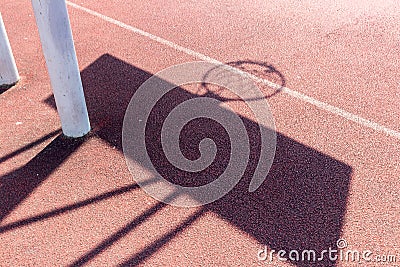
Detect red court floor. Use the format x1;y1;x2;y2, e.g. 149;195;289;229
0;1;399;266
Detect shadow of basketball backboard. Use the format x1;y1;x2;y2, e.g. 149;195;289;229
29;53;351;266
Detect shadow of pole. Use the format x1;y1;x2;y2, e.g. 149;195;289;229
0;183;140;234
68;191;179;267
0;129;62;164
118;209;205;267
0;134;87;222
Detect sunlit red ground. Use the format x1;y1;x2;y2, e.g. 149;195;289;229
0;1;399;266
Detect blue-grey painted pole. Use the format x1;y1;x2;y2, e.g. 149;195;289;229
0;13;19;87
32;0;90;137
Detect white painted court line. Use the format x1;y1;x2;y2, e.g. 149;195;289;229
66;1;400;140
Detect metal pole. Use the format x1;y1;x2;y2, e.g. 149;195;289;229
0;13;19;87
32;0;90;137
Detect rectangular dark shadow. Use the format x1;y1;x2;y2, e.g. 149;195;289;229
41;54;352;266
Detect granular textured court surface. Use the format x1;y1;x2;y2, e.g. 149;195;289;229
0;0;399;266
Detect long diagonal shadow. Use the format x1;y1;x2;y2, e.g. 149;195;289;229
0;129;61;164
0;134;87;222
0;183;140;233
2;54;351;267
68;191;179;267
118;209;205;267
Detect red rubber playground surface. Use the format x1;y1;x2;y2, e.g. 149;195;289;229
1;0;399;266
